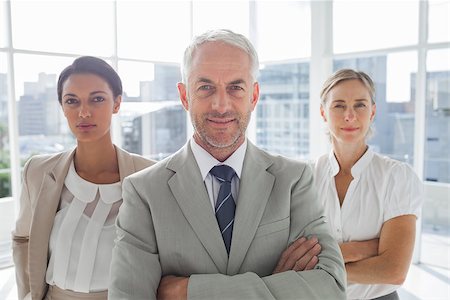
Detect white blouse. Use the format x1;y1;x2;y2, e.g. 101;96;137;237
314;147;423;300
46;161;122;293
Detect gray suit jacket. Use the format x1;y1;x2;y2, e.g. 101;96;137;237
12;146;155;300
109;142;346;299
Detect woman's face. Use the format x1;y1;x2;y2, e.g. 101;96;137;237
320;79;376;146
61;73;121;144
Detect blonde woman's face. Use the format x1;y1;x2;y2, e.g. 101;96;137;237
320;79;376;146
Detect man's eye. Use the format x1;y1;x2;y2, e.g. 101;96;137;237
198;85;214;91
229;85;244;91
355;103;367;108
334;104;345;109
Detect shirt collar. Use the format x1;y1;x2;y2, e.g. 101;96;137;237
64;161;122;204
190;138;247;181
328;146;374;178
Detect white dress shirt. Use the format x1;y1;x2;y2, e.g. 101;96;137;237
190;138;247;209
314;147;423;300
46;161;122;293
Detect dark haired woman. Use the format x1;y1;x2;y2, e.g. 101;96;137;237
12;56;155;300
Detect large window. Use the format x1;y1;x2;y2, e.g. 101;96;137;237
420;49;450;268
255;1;310;61
418;1;450;270
117;1;190;61
193;1;250;36
257;62;310;158
117;61;185;160
428;0;450;43
11;1;114;56
333;0;419;53
0;1;6;48
254;1;311;159
424;48;450;183
0;53;10;198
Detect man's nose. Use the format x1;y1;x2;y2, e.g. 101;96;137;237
211;88;230;114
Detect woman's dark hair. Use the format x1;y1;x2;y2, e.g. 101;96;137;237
57;56;122;104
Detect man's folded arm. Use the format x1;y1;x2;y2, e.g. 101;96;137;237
109;178;162;300
187;216;346;300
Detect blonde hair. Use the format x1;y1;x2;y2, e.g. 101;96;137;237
320;69;375;105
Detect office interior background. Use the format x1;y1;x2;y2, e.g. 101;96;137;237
0;0;449;299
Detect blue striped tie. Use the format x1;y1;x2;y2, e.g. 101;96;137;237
210;165;236;255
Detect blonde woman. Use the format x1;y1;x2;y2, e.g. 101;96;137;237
314;69;423;300
12;56;155;300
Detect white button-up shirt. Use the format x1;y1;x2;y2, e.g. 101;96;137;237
190;138;246;209
314;147;423;300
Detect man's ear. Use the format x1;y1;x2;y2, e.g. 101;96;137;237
250;82;260;111
178;82;189;111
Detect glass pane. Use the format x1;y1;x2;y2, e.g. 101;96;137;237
118;61;186;160
255;1;310;61
429;0;450;43
117;1;190;62
15;54;77;165
0;53;15;271
334;51;417;163
0;53;11;198
11;1;114;56
0;1;7;48
333;0;419;53
193;1;250;37
256;62;310;159
424;48;450;183
422;44;450;268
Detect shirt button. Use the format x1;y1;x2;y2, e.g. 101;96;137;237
337;228;341;232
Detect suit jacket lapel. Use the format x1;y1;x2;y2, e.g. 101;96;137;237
29;149;75;299
116;145;136;180
167;144;228;273
227;142;275;275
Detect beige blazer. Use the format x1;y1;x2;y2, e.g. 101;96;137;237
12;146;155;300
109;142;347;299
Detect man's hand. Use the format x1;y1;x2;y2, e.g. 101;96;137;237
157;275;189;300
273;236;321;274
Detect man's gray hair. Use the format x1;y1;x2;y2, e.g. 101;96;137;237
181;29;259;84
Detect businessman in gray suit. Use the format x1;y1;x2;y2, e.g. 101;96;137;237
109;29;346;299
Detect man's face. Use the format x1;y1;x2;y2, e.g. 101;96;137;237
178;41;259;155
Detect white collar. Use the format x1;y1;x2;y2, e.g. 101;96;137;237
328;146;374;178
190;138;247;181
64;161;122;204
